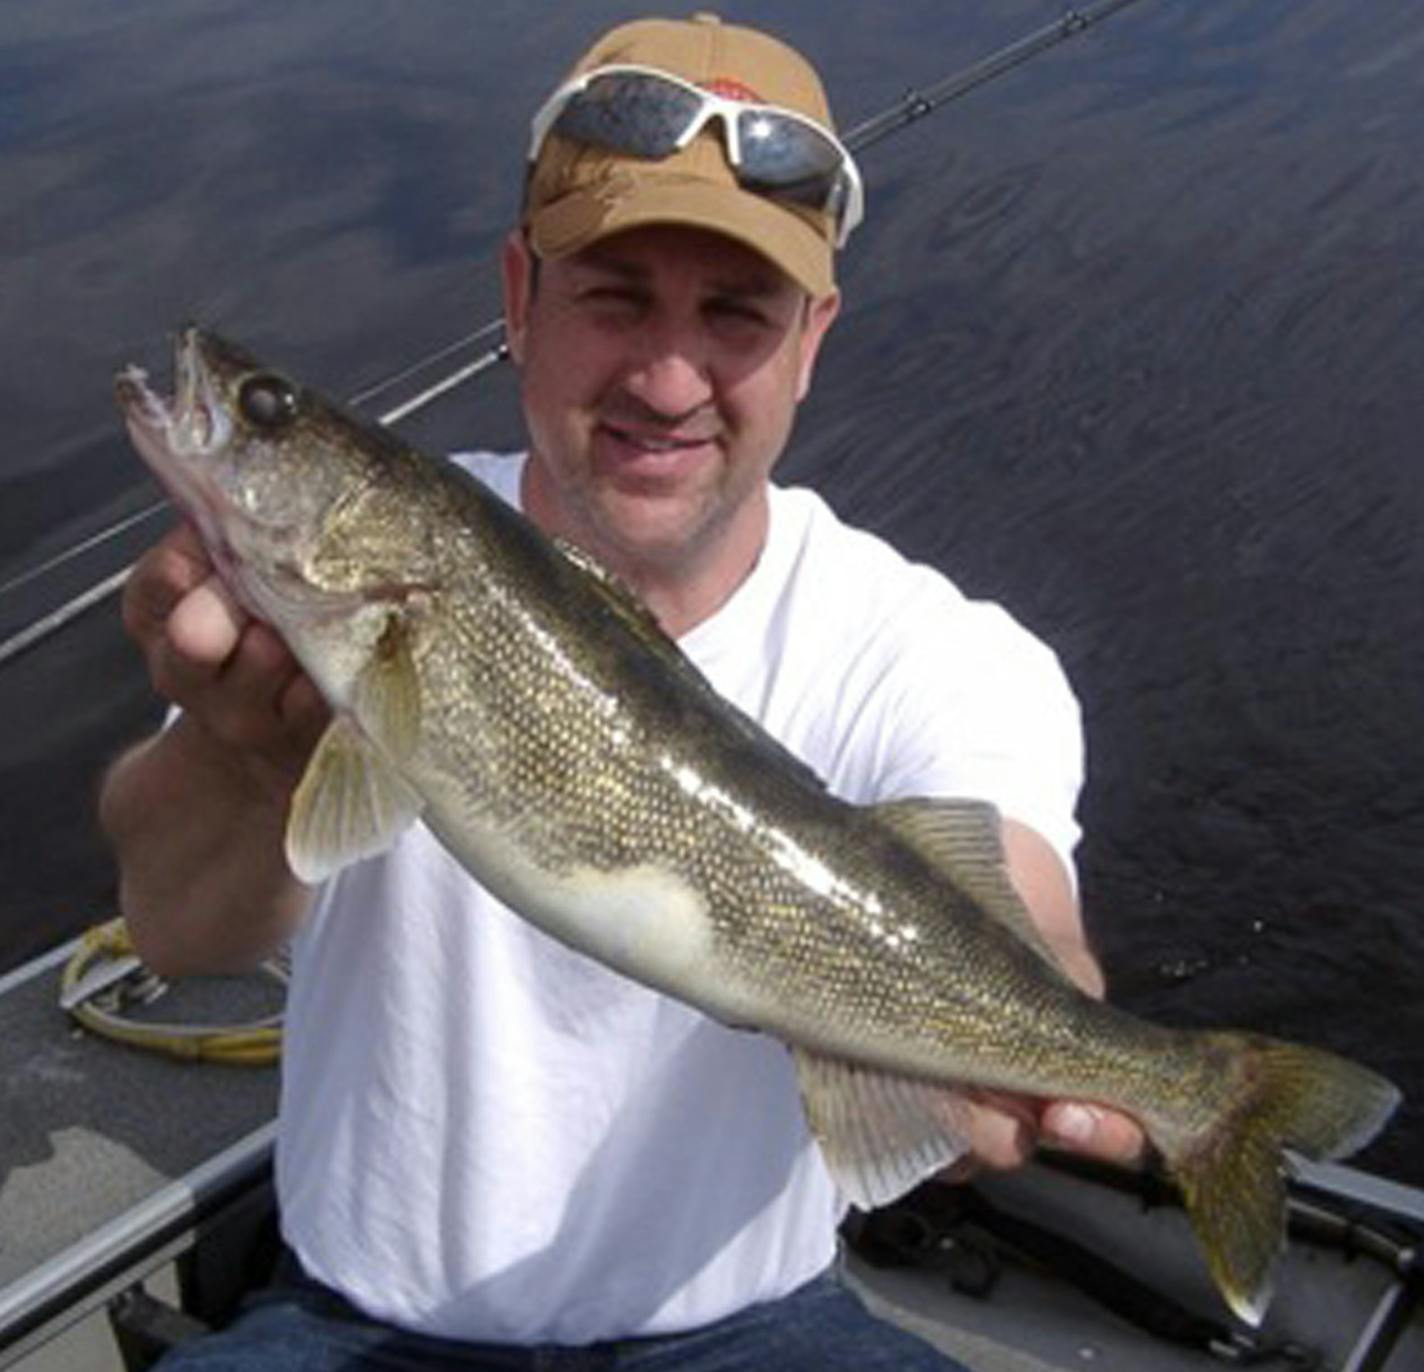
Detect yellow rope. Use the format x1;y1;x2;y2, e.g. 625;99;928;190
60;918;284;1066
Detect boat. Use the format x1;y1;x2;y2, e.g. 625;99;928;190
4;5;1419;1367
1;921;1419;1371
2;335;1419;1372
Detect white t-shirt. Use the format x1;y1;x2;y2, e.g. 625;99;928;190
277;452;1083;1344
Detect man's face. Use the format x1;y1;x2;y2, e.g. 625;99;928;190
503;224;839;584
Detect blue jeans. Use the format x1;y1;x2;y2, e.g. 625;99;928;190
153;1255;966;1371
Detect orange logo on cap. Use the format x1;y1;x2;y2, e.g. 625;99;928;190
701;76;762;103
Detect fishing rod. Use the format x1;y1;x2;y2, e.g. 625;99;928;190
0;349;510;673
843;0;1152;152
0;0;1152;669
352;0;1154;420
0;321;515;670
344;316;508;411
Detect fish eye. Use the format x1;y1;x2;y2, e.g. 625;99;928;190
238;372;300;429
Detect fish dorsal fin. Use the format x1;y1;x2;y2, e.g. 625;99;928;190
873;797;1069;980
554;537;681;662
554;536;828;796
793;1048;973;1208
285;615;425;883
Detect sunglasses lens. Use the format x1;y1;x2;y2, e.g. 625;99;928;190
735;110;848;214
554;72;702;159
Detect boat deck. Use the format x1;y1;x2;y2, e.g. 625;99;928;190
849;1160;1424;1371
1;940;1419;1371
0;943;279;1366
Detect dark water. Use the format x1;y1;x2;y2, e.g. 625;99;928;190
2;0;1422;1186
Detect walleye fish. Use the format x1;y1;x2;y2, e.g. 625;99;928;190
116;328;1399;1324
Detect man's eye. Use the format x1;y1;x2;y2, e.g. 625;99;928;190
581;287;644;309
709;301;770;328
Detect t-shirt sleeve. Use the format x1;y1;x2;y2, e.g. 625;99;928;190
868;593;1085;878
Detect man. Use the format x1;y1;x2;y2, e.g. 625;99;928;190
101;14;1141;1369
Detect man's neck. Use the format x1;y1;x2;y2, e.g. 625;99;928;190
520;459;767;639
623;556;751;639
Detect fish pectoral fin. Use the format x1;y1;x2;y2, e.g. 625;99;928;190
873;796;1071;981
285;716;424;883
353;612;422;761
793;1048;974;1210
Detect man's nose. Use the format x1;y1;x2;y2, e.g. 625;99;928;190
620;330;714;421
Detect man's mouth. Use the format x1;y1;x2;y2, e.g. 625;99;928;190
601;423;715;456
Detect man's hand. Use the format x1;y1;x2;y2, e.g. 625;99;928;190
100;522;327;976
1038;1100;1147;1165
940;1092;1146;1180
935;820;1149;1181
122;521;328;784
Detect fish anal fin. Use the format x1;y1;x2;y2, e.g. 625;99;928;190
286;716;424;883
793;1047;973;1209
874;797;1069;980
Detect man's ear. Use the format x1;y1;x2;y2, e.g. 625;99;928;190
795;290;841;402
502;231;535;365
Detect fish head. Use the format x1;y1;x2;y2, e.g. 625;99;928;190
115;326;454;719
116;329;356;605
114;327;421;628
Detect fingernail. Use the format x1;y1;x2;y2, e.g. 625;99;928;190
1046;1104;1097;1146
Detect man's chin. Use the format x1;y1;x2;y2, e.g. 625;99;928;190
588;486;712;560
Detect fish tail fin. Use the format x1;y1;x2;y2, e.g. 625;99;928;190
1157;1032;1399;1326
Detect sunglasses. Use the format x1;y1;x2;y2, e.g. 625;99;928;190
528;64;865;247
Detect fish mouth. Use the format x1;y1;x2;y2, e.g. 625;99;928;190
114;328;262;610
114;327;358;627
114;327;243;558
114;327;230;470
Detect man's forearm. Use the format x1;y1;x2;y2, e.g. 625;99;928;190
1000;818;1104;996
99;716;313;976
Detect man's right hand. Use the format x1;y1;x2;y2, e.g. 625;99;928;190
122;522;328;784
99;522;327;975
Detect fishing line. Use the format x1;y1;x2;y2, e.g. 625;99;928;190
0;0;1152;665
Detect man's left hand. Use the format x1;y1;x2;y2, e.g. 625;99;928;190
938;1092;1147;1183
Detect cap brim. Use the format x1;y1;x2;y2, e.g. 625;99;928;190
527;170;835;299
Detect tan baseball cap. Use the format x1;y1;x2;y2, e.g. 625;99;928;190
523;13;845;297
